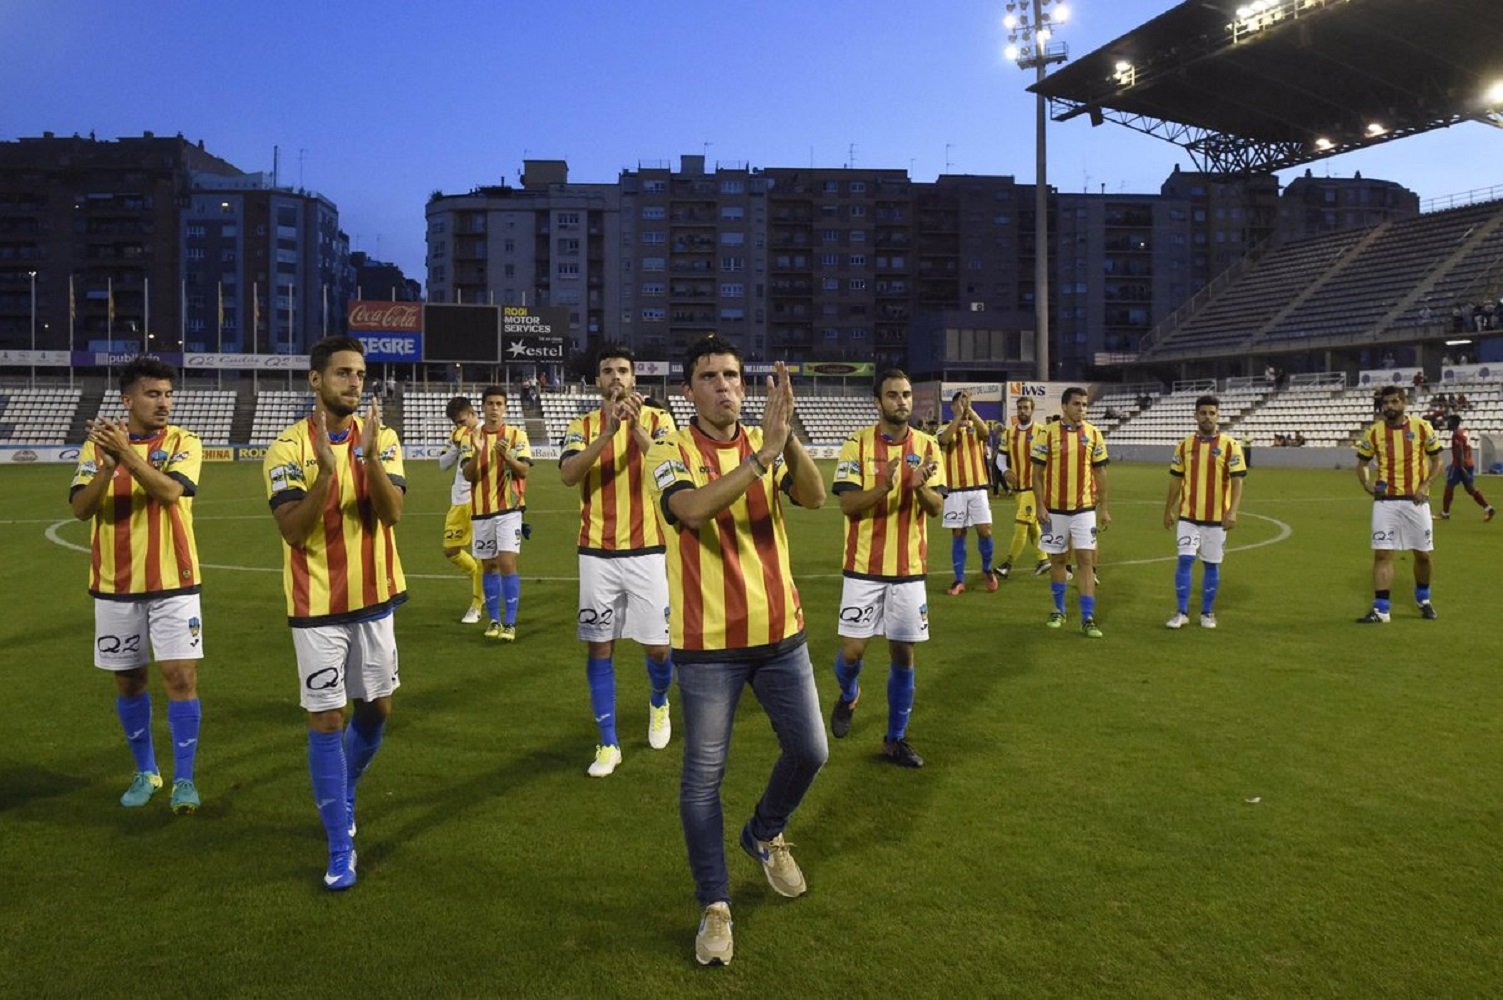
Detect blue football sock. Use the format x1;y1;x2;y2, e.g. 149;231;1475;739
1080;594;1096;620
1415;584;1431;605
1175;554;1195;615
586;657;617;746
951;535;966;583
307;730;351;853
501;573;521;626
483;571;501;622
978;535;995;573
343;715;386;807
116;693;157;774
166;698;201;782
886;665;916;742
1374;590;1391;614
1202;562;1221;614
1051;581;1067;613
834;652;863;703
646;654;672;709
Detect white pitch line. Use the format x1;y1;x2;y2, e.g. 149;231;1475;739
42;511;1294;582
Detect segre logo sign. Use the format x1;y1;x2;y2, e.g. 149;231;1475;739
356;333;422;361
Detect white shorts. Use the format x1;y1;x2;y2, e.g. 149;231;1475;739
1176;521;1227;564
1370;501;1434;552
472;511;523;558
836;577;930;643
291;614;401;713
577;552;671;646
942;489;992;529
94;593;205;670
1040;510;1097;554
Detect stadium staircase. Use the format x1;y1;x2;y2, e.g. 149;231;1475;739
383;389;404;441
519;392;548;450
67;380;106;443
229;383;257;444
1371;209;1503;337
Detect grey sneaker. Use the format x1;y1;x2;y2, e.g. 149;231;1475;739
695;902;734;966
740;824;807;898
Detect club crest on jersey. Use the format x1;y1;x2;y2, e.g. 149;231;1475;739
380;443;399;462
652;426;670;440
906;453;922;467
149;449;169;466
563;431;585;447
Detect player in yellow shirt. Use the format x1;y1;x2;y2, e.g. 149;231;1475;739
264;335;407;891
646;336;827;967
559;344;678;777
1354;384;1444;623
998;396;1049;579
938;390;998;594
1162;396;1246;630
69;356;206;814
1031;386;1111;638
438;396;485;623
462;386;532;640
828;369;944;768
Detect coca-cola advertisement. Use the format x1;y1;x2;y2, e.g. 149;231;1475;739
348;301;423;332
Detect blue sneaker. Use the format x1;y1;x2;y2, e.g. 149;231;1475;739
323;847;358;891
170;779;200;814
120;771;163;808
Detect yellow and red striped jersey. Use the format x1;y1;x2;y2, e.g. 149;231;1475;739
562;406;676;555
264;416;407;626
1169;432;1247;524
464;424;532;518
833;426;945;581
942;418;989;492
647;421;805;659
70;426;203;600
1030;420;1109;513
1004;418;1040;490
1355;415;1442;499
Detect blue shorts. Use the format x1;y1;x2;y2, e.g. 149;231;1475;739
1447;465;1475;488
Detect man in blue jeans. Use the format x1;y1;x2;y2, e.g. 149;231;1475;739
647;335;828;966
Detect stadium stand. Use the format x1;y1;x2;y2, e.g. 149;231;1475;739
797;395;875;446
1229;382;1377;448
1142;199;1503;358
1088;386;1160;436
93;390;237;444
1103;384;1269;446
0;386;83;444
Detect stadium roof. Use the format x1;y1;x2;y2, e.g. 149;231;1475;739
1032;0;1503;174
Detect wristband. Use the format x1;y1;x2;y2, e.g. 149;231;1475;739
748;453;768;476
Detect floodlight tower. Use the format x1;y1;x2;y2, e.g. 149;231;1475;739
1004;0;1069;380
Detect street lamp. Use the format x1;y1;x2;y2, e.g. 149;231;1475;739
28;270;37;386
1004;0;1069;380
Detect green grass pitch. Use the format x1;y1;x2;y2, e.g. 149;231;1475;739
1;458;1499;997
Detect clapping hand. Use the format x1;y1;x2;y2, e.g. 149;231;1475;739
361;399;383;458
86;417;129;467
761;361;795;456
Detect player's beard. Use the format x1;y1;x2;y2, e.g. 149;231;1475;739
320;386;358;419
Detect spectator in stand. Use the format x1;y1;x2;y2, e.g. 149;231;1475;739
1273;433;1285;448
1451;305;1464;333
1484;301;1497;330
1412;371;1427;391
1459;352;1470;366
1383;351;1398;368
1293;432;1306;447
1457;393;1470;411
1441;353;1454;367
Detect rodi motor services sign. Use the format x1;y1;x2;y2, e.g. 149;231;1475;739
501;305;567;362
348;301;423;361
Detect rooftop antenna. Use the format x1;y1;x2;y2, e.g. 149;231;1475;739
945;143;955;172
848;142;857;168
298;147;306;189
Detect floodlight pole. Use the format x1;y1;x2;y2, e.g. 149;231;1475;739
1008;0;1068;381
28;270;37;387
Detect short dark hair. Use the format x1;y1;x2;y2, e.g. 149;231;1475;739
1378;384;1406;401
951;390;965;404
874;368;911;397
1195;394;1220;410
1015;396;1034;408
596;342;635;371
682;335;742;383
1062;386;1088;405
309;335;364;374
445;396;473;421
118;355;176;394
1446;413;1462;430
481;385;507;402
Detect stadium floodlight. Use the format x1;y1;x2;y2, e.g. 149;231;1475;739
1314;136;1334;150
1113;60;1135;87
1366;122;1387;136
1486;80;1503;106
1003;0;1071;380
1446;339;1473;346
